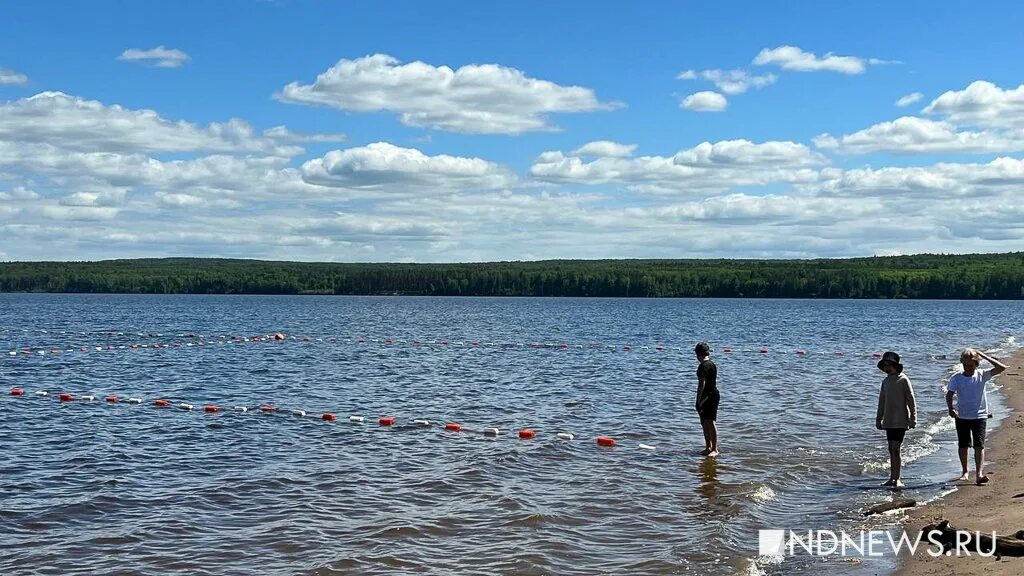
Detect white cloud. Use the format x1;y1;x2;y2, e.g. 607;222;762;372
531;139;823;194
571;141;637;158
0;92;301;156
896;92;923;107
811;157;1024;198
681;91;727;112
262;126;348;143
276;54;618;134
117;46;191;68
677;69;777;95
753;45;868;74
0;68;29;85
301;142;514;190
813;116;1024;154
923;80;1024;128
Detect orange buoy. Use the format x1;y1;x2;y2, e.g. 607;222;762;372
105;395;118;403
445;423;462;432
10;388;25;396
204;405;220;413
379;416;396;426
154;399;169;407
519;429;536;439
59;393;74;402
260;405;277;413
322;413;337;421
597;436;616;447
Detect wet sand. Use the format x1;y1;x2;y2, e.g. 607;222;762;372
897;348;1024;575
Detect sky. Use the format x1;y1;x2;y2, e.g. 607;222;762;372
1;0;1023;262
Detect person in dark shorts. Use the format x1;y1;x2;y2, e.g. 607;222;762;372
946;347;1007;485
875;351;917;488
694;342;720;457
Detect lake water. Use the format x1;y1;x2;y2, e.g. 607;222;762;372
1;295;1022;575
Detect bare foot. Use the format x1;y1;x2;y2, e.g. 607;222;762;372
700;448;711;456
954;473;969;482
707;450;720;457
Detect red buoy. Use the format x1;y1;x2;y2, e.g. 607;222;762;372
723;348;733;353
105;395;118;403
204;405;220;413
445;422;462;432
596;436;616;447
760;348;768;354
871;353;882;359
623;345;632;351
154;399;169;407
260;405;277;413
655;345;665;351
322;413;337;421
59;393;74;402
379;416;396;426
10;388;25;396
835;352;844;356
796;350;806;355
519;429;536;439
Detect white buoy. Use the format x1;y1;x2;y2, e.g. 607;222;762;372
127;398;142;404
8;351;16;356
178;403;194;411
292;410;307;417
349;415;365;423
483;427;500;436
233;406;248;412
557;432;575;440
81;395;96;401
412;419;430;426
36;391;49;396
638;443;656;451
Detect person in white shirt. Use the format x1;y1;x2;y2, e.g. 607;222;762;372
946;348;1008;485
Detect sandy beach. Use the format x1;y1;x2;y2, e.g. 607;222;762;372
896;348;1024;575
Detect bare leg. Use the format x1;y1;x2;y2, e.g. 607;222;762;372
700;420;711;454
975;448;987;483
889;441;902;481
956;447;969;481
706;420;719;457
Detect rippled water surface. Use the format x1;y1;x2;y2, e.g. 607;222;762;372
1;295;1022;575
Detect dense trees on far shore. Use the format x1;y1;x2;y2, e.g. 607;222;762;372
0;254;1022;299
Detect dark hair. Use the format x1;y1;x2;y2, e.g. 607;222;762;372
694;342;710;356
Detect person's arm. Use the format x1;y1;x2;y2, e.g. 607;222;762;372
946;390;957;419
904;377;917;428
876;386;885;429
977;350;1007;377
695;374;705;411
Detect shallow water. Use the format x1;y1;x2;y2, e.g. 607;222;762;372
1;295;1021;575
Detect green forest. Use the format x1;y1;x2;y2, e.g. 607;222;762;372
0;253;1022;298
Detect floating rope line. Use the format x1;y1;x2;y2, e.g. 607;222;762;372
7;387;656;452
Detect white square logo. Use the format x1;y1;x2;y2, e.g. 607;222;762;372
759;530;786;556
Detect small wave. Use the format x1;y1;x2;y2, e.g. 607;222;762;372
860;433;940;475
750;485;777;504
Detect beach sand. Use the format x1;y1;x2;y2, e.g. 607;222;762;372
896;348;1024;575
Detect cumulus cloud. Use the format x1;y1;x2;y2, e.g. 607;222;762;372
817;81;1024;154
301;142;514;190
753;45;869;74
677;69;777;95
0;67;29;85
896;92;923;107
531;139;823;194
117;46;191;68
262;126;348;143
923;80;1024;128
276;54;618;134
0;92;301;156
681;91;727;112
813;116;1024;154
571;140;637;158
811;157;1024;199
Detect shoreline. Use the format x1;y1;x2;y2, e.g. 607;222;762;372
896;348;1024;575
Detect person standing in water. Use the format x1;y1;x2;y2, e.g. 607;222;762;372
875;351;917;488
946;348;1007;485
694;342;720;457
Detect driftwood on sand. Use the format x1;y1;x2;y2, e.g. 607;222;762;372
920;520;1024;557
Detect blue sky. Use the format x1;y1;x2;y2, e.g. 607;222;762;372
1;0;1023;261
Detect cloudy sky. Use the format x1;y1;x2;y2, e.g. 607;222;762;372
1;1;1023;262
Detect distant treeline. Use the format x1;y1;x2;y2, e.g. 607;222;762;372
0;254;1022;298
